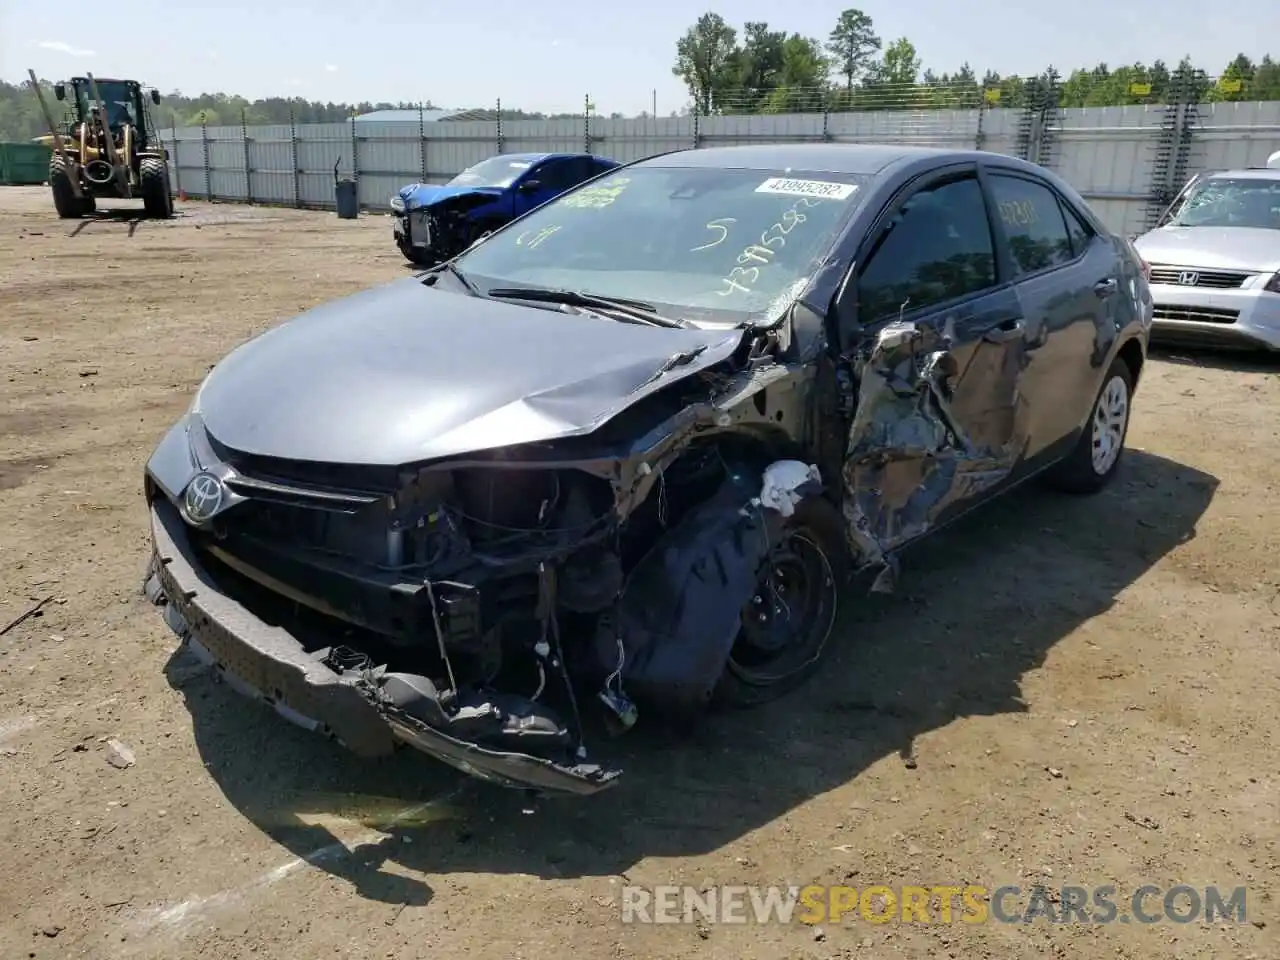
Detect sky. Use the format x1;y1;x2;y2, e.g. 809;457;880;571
1;0;1273;116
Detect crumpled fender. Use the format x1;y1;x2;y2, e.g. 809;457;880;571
602;464;820;709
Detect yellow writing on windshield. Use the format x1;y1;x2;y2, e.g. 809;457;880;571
997;199;1039;228
516;224;561;249
562;177;631;209
691;218;737;251
717;197;823;297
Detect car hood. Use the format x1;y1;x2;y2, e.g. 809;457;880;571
195;277;744;465
397;182;505;211
1133;225;1280;273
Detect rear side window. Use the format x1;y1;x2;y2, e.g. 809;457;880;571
1060;201;1095;257
856;174;997;323
988;174;1076;276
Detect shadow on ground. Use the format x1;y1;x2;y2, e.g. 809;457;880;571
68;208;151;238
163;448;1217;906
1149;343;1280;373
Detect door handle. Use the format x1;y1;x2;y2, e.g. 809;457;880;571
1094;277;1118;298
982;317;1024;344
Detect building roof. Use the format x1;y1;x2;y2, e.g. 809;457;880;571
353;108;469;123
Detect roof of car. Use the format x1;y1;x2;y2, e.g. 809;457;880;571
636;143;1015;176
495;151;611;162
1205;169;1280;181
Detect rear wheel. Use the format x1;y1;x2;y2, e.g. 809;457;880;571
1044;355;1134;494
713;497;847;708
49;154;88;218
140;157;174;219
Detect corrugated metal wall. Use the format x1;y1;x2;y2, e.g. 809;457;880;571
160;102;1280;235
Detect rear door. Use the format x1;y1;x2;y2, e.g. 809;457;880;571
840;163;1031;557
981;167;1118;461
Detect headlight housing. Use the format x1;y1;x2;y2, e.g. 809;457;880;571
1265;271;1280;294
390;195;405;213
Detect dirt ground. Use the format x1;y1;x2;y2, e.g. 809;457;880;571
0;185;1277;960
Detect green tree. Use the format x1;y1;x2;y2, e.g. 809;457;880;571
1207;53;1256;102
858;37;921;109
825;8;881;99
763;35;829;112
672;12;740;114
1253;55;1280;99
730;22;788;112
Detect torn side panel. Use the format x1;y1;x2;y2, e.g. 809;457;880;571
841;319;1030;580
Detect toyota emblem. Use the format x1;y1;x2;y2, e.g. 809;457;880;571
183;472;225;523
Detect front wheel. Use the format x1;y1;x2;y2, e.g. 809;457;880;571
140;158;174;219
49;154;86;218
397;236;434;266
713;497;847;708
1044;355;1134;494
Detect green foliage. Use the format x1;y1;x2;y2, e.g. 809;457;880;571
671;8;1280;115
0;80;590;140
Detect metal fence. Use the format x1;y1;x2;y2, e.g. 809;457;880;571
162;91;1280;238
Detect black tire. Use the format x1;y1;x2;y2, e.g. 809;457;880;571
140;157;174;219
49;154;85;219
713;496;848;708
398;237;434;266
1044;355;1134;494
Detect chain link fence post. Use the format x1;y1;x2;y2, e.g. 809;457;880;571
200;113;211;201
419;102;427;182
241;107;253;204
170;113;182;199
289;108;301;208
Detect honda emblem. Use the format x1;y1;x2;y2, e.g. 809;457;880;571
1177;271;1199;285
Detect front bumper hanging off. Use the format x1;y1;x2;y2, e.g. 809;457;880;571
392;209;432;250
146;498;621;796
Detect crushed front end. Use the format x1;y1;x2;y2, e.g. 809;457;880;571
143;347;828;795
390;188;503;265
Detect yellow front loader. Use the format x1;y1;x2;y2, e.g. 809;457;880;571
27;69;174;219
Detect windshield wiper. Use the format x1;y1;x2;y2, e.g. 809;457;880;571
486;287;691;328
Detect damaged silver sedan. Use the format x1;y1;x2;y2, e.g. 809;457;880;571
143;143;1153;795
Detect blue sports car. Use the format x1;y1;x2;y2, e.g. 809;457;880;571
390;152;621;265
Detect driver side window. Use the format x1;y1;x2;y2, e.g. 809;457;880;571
856;174;997;324
532;160;578;192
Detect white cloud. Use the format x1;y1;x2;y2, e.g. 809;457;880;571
284;77;305;88
324;63;338;73
37;40;95;57
550;39;561;47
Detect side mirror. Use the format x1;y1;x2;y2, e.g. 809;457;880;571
151;89;162;105
518;179;542;193
54;83;66;101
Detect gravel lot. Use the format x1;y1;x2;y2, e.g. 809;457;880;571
1;186;1277;960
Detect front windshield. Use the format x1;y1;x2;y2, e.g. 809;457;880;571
1169;176;1280;230
448;156;536;189
453;165;869;324
77;80;136;127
